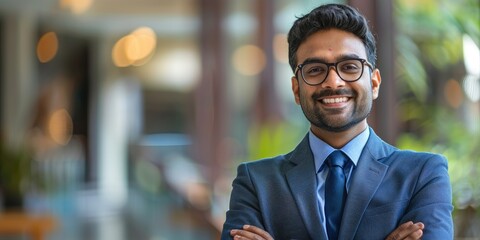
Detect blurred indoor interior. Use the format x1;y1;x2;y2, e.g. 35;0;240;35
0;0;479;239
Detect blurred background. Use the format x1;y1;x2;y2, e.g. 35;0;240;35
0;0;478;239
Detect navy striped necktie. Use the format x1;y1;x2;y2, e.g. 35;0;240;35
325;150;348;240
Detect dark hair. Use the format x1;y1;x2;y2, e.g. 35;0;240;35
287;3;377;72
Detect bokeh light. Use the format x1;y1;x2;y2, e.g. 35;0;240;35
48;108;73;145
463;75;480;102
462;35;480;102
130;27;157;66
232;45;266;76
60;0;93;14
463;35;480;76
273;33;288;63
112;36;131;67
37;32;59;63
444;79;464;108
112;27;157;68
148;48;200;91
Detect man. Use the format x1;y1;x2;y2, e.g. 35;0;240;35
222;3;453;240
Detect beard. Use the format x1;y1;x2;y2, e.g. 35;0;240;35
299;88;372;132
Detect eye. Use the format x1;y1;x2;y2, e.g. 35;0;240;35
339;60;361;73
304;63;327;76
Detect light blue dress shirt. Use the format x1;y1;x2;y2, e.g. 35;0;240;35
308;127;370;233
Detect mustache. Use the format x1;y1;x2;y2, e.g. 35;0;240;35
311;89;356;99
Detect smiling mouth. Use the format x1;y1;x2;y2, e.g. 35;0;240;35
321;97;349;104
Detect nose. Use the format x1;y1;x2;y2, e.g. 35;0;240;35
321;66;345;88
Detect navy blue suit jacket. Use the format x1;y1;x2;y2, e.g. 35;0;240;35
222;128;453;239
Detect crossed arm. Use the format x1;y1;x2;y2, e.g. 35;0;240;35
231;221;425;240
224;153;452;239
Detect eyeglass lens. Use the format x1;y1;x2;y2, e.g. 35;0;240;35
301;59;365;85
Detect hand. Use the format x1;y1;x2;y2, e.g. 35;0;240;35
230;225;274;240
385;221;425;240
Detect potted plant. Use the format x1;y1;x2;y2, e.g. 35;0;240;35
0;143;32;210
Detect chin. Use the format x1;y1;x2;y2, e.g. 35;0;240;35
315;118;366;133
323;125;353;133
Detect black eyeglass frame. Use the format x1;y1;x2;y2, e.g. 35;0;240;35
294;58;374;86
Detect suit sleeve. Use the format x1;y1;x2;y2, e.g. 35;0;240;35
400;154;454;239
221;163;265;239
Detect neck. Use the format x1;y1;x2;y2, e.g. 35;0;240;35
311;121;368;149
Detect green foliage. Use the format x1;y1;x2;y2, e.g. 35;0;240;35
396;104;480;208
396;35;428;101
395;0;479;102
0;145;32;197
395;0;480;208
247;121;305;161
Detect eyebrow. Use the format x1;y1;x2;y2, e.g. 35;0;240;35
300;53;362;65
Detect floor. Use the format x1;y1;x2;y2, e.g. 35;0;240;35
1;187;218;240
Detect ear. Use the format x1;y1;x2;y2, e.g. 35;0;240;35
371;68;381;100
291;76;300;104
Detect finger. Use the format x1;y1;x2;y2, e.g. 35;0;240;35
404;229;423;240
230;229;248;238
230;229;265;240
416;222;425;230
405;223;424;240
386;221;413;240
386;221;423;240
233;235;252;240
233;235;251;240
243;225;274;240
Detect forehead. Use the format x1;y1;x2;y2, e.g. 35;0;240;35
296;29;367;63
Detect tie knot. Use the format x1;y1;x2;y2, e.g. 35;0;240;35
326;150;348;168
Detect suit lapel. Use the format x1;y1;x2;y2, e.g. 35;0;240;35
285;135;328;240
339;129;392;240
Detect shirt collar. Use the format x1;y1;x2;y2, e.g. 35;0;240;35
309;127;370;173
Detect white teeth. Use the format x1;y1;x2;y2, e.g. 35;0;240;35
322;97;348;104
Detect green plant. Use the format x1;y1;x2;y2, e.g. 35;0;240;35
247;121;305;161
0;144;32;209
394;0;480;210
396;103;480;208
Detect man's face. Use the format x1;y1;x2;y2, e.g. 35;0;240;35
291;29;381;133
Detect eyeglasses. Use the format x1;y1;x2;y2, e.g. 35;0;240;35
294;58;373;85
